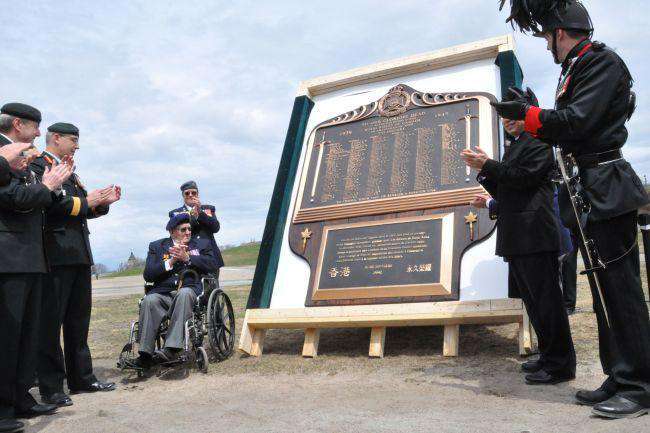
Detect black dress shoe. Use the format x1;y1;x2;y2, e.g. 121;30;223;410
525;370;575;385
131;354;153;369
575;388;614;406
15;403;58;418
521;358;543;373
69;381;116;394
592;395;650;419
154;347;180;363
42;392;73;407
0;418;24;433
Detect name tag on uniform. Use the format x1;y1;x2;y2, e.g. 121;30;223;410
189;249;200;256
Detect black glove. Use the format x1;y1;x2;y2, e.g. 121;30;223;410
490;100;529;120
507;86;539;107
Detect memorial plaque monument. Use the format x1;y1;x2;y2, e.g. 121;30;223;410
240;36;534;359
288;85;499;306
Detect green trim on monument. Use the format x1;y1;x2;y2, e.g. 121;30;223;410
495;50;524;93
246;96;314;309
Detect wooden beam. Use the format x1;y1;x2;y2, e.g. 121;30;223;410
245;299;523;328
245;310;522;329
250;329;267;357
519;306;534;356
369;327;386;358
297;35;515;97
443;324;460;357
302;328;321;358
238;311;254;355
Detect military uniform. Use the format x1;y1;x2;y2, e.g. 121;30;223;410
479;132;576;380
525;39;650;407
0;156;10;186
0;137;54;419
31;148;110;397
139;236;218;355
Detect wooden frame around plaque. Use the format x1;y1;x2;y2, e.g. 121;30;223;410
311;213;454;302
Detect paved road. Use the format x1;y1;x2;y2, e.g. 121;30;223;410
92;266;255;298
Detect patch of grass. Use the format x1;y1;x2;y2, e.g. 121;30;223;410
93;266;649;378
222;242;260;267
102;267;144;278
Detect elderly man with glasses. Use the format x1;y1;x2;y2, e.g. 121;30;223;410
169;180;224;281
131;213;218;369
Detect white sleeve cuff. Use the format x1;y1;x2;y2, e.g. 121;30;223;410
164;259;173;271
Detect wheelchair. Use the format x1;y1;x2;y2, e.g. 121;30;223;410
117;269;235;377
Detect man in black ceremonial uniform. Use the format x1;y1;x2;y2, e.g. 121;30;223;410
31;122;122;407
169;180;223;282
0;103;73;432
462;91;576;386
493;0;650;418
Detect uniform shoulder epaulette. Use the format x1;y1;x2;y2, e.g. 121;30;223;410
592;41;606;51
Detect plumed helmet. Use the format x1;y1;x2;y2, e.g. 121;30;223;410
534;1;593;37
499;0;593;36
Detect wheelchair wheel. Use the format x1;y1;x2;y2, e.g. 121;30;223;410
207;289;235;360
196;346;209;374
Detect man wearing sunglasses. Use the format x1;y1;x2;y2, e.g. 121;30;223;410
169;181;224;282
130;213;218;369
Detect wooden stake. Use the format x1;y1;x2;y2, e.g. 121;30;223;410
250;328;267;357
302;328;321;358
369;327;386;358
519;307;534;355
443;324;460;357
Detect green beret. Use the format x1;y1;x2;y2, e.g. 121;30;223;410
1;102;41;123
48;122;79;136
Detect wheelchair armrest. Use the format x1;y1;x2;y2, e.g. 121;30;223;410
144;282;155;294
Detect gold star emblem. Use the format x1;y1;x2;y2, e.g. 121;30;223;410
464;212;478;225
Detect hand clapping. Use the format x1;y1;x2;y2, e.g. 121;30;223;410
461;147;489;171
168;244;189;264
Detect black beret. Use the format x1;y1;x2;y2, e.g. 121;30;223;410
180;180;198;191
48;122;79;136
166;213;190;231
1;102;41;123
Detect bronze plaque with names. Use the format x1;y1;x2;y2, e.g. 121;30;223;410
288;84;500;306
293;85;499;224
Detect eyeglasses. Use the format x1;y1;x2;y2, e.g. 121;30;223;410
183;190;198;197
178;227;192;233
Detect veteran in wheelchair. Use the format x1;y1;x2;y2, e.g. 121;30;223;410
118;213;235;376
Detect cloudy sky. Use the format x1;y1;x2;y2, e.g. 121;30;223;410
2;1;648;268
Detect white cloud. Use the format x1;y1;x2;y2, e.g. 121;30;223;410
2;0;649;268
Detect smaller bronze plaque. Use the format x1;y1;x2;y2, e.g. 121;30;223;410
312;214;454;301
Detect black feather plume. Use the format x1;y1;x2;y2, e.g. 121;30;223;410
498;0;573;33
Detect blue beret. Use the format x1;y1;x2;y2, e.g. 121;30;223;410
180;180;198;191
1;102;41;123
166;213;190;231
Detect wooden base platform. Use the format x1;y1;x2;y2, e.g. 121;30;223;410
239;299;535;358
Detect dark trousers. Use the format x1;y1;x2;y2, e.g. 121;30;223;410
509;252;576;376
561;240;578;309
0;274;42;418
585;211;650;406
38;265;96;396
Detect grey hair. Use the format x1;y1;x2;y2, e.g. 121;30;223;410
0;114;16;133
45;131;55;145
